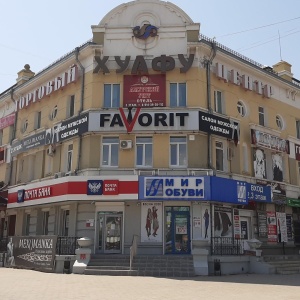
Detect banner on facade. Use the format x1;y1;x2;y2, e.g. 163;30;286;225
141;202;162;243
251;129;289;153
272;153;283;182
139;176;209;201
6;236;57;270
198;111;239;143
0;113;15;130
276;212;288;243
233;209;241;239
286;214;293;241
267;212;277;243
123;74;166;108
253;148;266;179
202;205;210;240
257;211;268;238
247;183;271;202
210;177;248;204
214;206;233;238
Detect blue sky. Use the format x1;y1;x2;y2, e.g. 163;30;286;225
1;0;300;92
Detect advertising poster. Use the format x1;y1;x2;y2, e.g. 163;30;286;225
286;214;293;241
233;209;241;239
257;212;268;238
6;236;57;270
253;148;266;179
276;212;288;243
123;74;166;108
202;205;210;239
272;154;283;182
214;206;232;237
267;212;277;243
141;202;162;243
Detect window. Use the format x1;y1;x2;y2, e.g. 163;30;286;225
101;137;119;167
104;84;120;108
0;130;2;146
21;119;28;133
170;136;187;167
237;101;246;117
170;83;186;107
42;211;50;235
276;115;284;130
258;106;265;126
49;105;58;120
214;90;224;114
67;144;73;172
25;214;31;235
67;95;75;117
34;111;41;129
136;137;153;167
62;210;69;236
296;120;300;139
215;141;224;171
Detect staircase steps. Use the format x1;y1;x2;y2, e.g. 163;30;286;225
263;255;300;275
84;254;195;277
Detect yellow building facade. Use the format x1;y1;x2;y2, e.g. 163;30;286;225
1;0;300;274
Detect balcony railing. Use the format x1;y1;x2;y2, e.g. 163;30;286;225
211;237;244;256
56;236;78;255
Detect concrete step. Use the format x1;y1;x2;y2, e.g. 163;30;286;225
84;269;138;276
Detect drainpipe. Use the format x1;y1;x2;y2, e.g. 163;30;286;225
75;47;85;175
8;88;18;186
205;41;216;170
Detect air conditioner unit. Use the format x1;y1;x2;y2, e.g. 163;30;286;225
54;172;65;178
120;140;132;149
46;145;55;156
65;171;75;176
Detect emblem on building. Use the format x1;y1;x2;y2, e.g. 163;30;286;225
133;24;158;39
87;180;103;195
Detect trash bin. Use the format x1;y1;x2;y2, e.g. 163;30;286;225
214;259;221;276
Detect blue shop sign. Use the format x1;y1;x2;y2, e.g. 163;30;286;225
139;176;211;200
210;177;248;204
247;183;271;202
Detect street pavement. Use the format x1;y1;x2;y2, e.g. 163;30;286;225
0;268;299;300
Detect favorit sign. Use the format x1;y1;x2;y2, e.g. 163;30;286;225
139;176;210;200
89;109;198;133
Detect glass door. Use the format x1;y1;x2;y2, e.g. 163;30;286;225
104;215;122;253
165;207;191;254
97;212;122;253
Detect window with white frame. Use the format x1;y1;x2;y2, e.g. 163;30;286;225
34;111;41;129
296;120;300;139
215;141;224;171
66;144;73;172
101;137;119;167
67;95;75;118
42;211;50;235
237;101;246;117
276;115;284;130
258;106;265;126
214;90;224;114
136;137;153;167
170;83;186;107
104;84;120;108
170;136;187;167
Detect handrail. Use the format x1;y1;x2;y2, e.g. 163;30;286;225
129;234;138;271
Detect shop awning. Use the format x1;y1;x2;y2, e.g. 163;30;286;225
287;198;300;207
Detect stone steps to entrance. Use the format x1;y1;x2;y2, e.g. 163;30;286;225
263;255;300;275
84;254;195;277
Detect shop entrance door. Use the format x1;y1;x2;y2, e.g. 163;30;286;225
165;208;191;254
97;212;122;254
